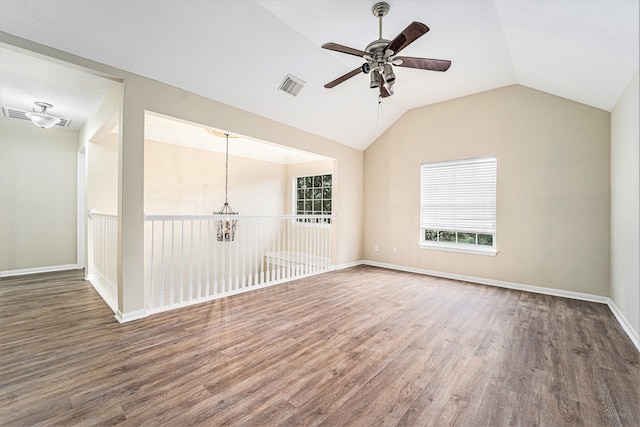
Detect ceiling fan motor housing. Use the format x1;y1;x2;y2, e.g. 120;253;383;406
364;39;395;84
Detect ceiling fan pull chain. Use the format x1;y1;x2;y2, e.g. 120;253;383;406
377;95;384;133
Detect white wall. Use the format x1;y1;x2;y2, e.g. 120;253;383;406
0;119;79;272
610;69;640;341
87;134;118;214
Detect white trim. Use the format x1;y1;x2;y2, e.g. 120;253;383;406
607;300;640;352
362;260;608;303
85;273;118;314
115;309;148;323
77;149;87;270
292;173;333;219
334;260;363;270
0;264;82;278
419;242;497;256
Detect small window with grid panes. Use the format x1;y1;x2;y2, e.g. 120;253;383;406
295;174;332;224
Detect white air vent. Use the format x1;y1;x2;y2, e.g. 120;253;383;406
278;74;305;97
1;106;71;127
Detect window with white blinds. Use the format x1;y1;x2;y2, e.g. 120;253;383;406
420;157;497;254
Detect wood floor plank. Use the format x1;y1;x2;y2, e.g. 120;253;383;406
1;266;638;426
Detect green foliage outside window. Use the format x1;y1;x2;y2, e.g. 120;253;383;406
424;229;493;247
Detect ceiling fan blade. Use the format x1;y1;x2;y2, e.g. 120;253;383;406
324;67;363;88
322;42;368;58
379;84;393;98
394;56;451;72
379;75;393;98
387;22;430;55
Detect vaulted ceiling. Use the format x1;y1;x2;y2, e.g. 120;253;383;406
0;0;638;150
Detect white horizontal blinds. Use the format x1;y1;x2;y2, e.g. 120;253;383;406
420;157;497;234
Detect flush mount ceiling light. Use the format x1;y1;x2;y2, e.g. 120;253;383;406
26;102;62;129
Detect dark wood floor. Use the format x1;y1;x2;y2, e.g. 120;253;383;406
0;266;638;426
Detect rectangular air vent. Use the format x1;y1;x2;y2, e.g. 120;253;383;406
278;74;305;97
1;106;71;127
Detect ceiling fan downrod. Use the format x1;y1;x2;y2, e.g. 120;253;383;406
367;2;394;89
372;2;390;39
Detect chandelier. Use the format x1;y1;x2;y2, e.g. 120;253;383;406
213;132;238;242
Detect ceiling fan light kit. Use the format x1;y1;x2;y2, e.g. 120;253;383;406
370;70;380;88
322;1;451;98
25;102;62;129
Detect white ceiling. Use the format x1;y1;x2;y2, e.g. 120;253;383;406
0;0;638;151
0;46;329;164
0;45;116;131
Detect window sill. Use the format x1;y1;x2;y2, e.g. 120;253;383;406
419;242;497;256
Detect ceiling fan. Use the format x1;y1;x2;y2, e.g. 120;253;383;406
322;2;451;98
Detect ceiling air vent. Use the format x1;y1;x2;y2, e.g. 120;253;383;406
1;106;71;127
278;74;305;97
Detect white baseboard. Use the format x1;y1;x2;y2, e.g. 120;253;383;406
333;260;364;271
607;300;640;352
115;309;148;324
362;260;609;303
0;264;82;278
361;260;638;352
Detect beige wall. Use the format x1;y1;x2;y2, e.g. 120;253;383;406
0;119;79;272
364;85;611;296
144;140;288;216
611;69;639;338
122;80;364;314
131;82;364;269
88;135;335;218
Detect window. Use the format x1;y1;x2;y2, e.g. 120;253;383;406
295;174;332;224
420;157;497;255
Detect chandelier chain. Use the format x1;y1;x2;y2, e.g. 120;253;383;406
224;133;229;205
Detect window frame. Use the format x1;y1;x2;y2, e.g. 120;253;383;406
419;156;497;256
292;173;333;226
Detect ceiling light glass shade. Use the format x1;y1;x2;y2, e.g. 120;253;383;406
26;112;62;129
370;69;380;88
26;102;61;129
383;64;395;83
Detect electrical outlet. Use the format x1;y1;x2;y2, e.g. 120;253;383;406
392;246;398;254
374;245;379;252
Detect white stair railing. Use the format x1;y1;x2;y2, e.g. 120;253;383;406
144;214;334;313
87;210;118;313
